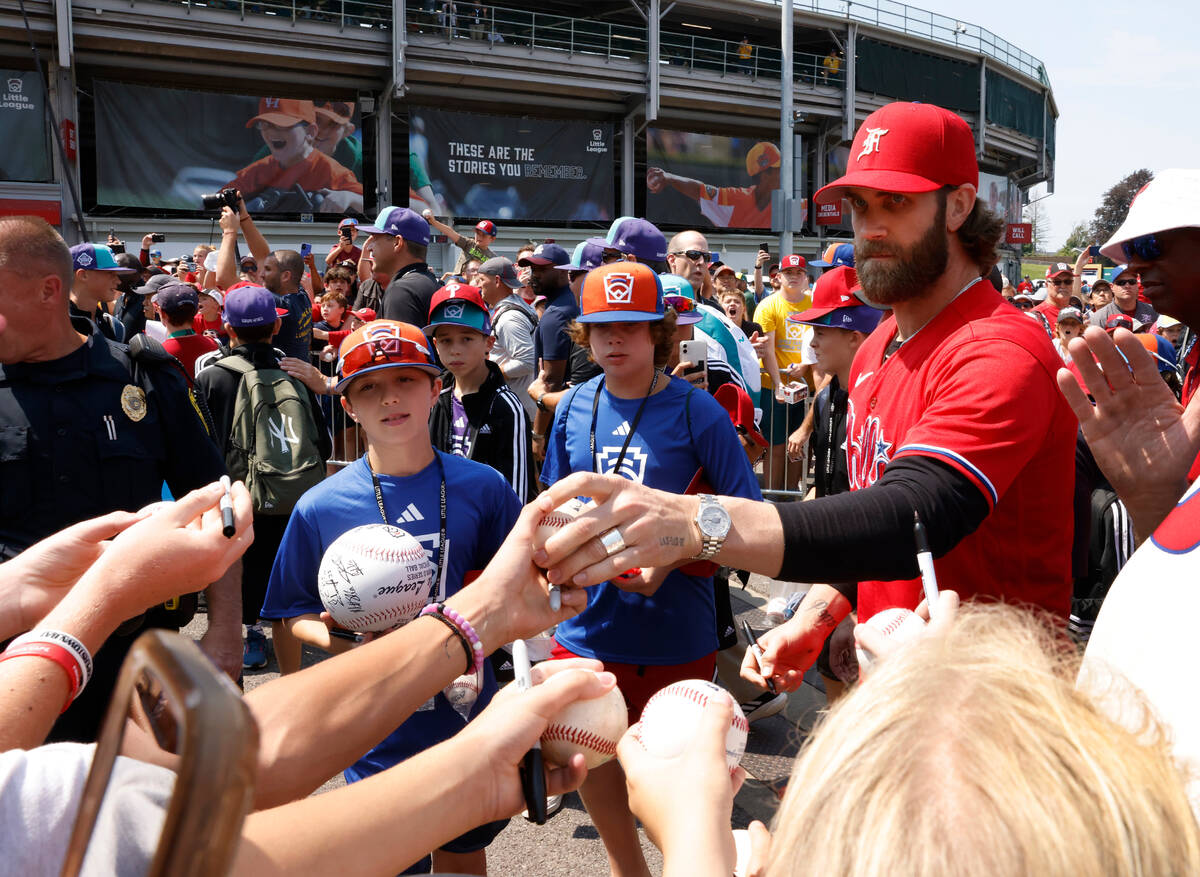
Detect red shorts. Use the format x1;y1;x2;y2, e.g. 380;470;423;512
550;641;717;725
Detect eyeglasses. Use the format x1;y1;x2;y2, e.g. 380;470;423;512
1113;278;1139;287
1120;233;1161;263
669;250;712;263
1015;300;1034;309
664;294;696;314
1049;278;1073;287
338;336;434;377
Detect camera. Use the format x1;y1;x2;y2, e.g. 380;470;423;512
200;188;240;212
339;227;352;240
151;233;166;243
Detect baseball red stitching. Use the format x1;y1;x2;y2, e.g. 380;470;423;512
646;683;749;734
543;723;618;756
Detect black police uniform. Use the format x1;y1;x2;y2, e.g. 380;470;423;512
0;316;228;741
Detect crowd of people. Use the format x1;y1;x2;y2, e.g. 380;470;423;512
1;100;1199;876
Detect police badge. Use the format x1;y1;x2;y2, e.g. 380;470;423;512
120;384;147;422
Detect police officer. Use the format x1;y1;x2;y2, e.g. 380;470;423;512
0;216;243;742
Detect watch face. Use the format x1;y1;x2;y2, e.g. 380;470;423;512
699;504;731;537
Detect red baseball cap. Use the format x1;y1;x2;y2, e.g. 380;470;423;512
578;262;665;324
424;283;492;336
246;98;316;128
789;266;883;334
1045;262;1073;279
335;320;440;392
813;102;978;206
714;384;767;448
779;254;807;270
1105;314;1138;333
475;220;497;236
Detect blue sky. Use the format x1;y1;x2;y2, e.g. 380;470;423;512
940;0;1198;248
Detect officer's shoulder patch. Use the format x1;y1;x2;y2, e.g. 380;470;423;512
128;333;174;365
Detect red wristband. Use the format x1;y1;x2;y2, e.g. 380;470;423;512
0;642;82;712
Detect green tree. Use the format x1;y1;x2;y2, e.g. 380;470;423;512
1057;221;1090;259
1090;169;1154;244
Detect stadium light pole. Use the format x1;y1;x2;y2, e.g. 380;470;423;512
779;0;794;254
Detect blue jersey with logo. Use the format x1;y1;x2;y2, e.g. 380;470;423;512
261;451;520;782
541;374;761;664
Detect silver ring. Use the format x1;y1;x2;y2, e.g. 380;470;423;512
599;527;626;557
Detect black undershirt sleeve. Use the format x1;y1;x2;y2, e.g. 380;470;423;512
774;455;990;588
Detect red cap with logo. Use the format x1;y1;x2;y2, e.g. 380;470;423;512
578;262;665;324
779;254;807;270
1045;262;1073;279
790;266;860;323
246;98;317;128
714;383;767;448
813;102;978;205
424;283;492;336
475;220;497;236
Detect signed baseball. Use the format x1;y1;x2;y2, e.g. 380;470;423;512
317;524;432;632
444;673;481;709
638;679;748;771
541;684;628;769
854;607;927;671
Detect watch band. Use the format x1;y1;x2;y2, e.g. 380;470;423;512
694;494;728;561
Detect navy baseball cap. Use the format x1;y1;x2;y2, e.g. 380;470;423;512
559;237;609;272
1110;263;1135;282
359;206;431;246
71;243;136;274
605;217;668;262
518;242;571;267
153;281;199;315
477;257;522;289
809;242;855;269
223;285;288;328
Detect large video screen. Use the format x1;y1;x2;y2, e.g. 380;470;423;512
95;81;364;214
646;128;785;230
409;108;613;221
0;70;52;183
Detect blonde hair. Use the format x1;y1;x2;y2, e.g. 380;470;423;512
767;605;1200;877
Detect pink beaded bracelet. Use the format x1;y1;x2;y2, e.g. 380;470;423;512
420;602;484;675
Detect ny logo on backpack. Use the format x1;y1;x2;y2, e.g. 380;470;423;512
215;356;324;514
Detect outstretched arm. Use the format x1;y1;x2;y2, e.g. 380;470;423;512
646;166;711;202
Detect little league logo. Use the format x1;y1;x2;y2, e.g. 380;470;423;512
441;302;465;319
784;322;804;342
6;78;21;94
76;251;94;267
603;272;635;305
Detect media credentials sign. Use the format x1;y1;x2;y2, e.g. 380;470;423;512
815;202;842;226
409;108;614;221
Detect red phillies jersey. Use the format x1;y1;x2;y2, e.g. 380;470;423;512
846;279;1076;621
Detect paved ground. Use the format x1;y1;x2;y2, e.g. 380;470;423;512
185;573;823;875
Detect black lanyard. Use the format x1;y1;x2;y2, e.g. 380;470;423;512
369;453;448;603
589;369;660;477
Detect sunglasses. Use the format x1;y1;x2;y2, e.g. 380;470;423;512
1114;278;1139;287
601;251;625;264
1015;300;1034;309
1049;278;1073;286
664;294;696;314
1120;233;1161;263
670;249;712;263
339;336;433;376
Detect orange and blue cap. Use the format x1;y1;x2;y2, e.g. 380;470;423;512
578;262;665;324
335;319;441;393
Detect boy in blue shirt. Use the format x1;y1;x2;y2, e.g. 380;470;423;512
260;319;520;875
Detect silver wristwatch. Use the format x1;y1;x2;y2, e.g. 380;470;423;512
693;494;731;561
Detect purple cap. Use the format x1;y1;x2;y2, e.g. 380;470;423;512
70;243;137;274
152;281;199;315
518;242;571;267
558;237;609;271
605;217;668;262
223;285;288;328
359;206;431;246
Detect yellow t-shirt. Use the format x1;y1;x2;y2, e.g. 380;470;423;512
755;291;813;388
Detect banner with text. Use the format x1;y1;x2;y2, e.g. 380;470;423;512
409;108;613;221
95;81;364;214
646;129;788;230
0;70;52;183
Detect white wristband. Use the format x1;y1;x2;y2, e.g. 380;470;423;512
12;630;93;689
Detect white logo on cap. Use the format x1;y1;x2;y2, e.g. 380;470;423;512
443;282;461;296
603;272;635;305
534;244;546;256
839;295;851;302
858;127;889;159
265;98;280;109
442;302;465;319
76;252;94;267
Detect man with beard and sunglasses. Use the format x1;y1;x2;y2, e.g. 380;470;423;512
532;102;1078;695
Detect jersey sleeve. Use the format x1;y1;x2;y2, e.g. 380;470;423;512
690;391;762;501
890;338;1062;510
260;505;325;619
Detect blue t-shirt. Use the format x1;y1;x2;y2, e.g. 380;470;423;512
274;290;313;361
533;285;578;364
541;375;762;664
260;451;521;782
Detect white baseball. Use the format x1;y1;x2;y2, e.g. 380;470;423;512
541;684;628;769
854;607;927;671
534;497;593;547
317;524;432;632
444;673;480;709
639;679;748;772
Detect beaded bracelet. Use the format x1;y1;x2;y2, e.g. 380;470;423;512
0;642;83;712
421;609;474;677
420;602;484;675
12;630;93;690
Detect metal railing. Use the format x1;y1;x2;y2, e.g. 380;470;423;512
166;0;390;31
